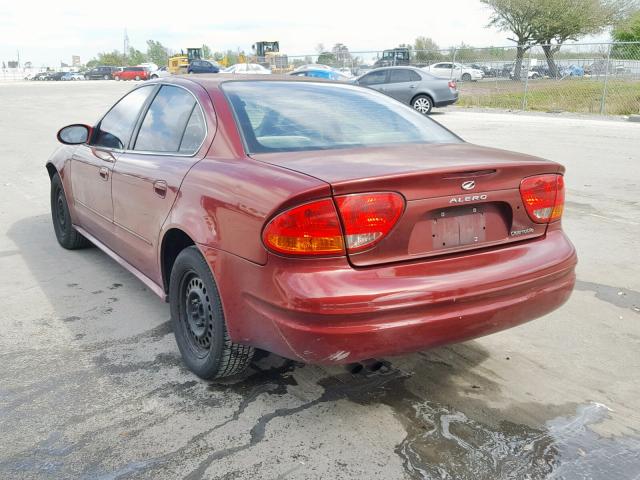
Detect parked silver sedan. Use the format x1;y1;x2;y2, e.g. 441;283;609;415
353;66;458;114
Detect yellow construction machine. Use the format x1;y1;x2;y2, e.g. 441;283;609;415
252;41;291;72
168;48;203;74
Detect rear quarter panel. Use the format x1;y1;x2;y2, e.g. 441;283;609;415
161;84;332;265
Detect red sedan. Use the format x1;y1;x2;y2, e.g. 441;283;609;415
47;76;577;379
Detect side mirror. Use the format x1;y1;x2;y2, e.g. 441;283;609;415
57;124;91;145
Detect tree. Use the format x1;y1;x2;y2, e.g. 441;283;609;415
483;0;626;79
414;37;442;63
92;50;126;66
331;43;351;66
612;9;640;58
317;51;336;66
482;0;542;79
532;0;618;76
147;40;169;67
128;47;147;66
202;44;212;59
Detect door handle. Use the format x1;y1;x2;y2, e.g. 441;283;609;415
153;180;167;198
99;167;109;180
409;84;416;88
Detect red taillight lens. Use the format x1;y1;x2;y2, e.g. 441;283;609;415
263;199;345;256
335;192;405;253
519;174;565;223
448;80;457;89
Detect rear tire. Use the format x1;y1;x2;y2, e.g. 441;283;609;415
114;76;120;81
170;246;254;379
51;173;91;249
462;73;472;82
135;75;140;81
412;95;433;115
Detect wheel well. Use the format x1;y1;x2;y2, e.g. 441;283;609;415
411;93;433;106
161;229;195;293
46;163;57;180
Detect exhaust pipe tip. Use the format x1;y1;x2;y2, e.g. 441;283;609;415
346;359;390;375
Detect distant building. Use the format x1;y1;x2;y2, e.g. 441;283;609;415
72;55;81;67
8;61;18;68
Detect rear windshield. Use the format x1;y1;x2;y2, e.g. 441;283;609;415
222;81;460;153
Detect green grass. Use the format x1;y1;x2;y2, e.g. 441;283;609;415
457;79;640;115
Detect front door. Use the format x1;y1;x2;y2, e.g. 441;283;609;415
111;84;209;281
70;85;156;246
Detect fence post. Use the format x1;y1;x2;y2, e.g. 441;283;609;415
600;43;612;115
451;47;457;80
521;46;532;111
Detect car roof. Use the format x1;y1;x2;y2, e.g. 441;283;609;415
169;74;341;92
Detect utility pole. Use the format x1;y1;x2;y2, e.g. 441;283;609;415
123;28;129;64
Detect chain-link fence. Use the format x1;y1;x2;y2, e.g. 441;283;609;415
287;42;640;115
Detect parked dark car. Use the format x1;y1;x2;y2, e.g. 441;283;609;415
354;66;458;114
46;72;68;81
85;66;119;80
47;76;576;379
188;60;220;74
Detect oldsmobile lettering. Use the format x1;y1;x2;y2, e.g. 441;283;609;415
449;194;488;204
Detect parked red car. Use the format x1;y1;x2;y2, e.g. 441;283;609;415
114;66;149;81
47;77;577;379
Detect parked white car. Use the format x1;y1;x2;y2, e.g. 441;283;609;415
222;63;271;74
423;62;484;81
149;66;171;79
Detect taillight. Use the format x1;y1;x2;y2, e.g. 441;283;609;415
335;192;405;253
519;174;564;223
263;199;345;256
448;80;457;90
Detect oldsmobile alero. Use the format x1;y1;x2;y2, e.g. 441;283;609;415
47;76;577;378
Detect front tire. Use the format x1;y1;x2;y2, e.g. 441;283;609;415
103;74;109;80
135;75;140;81
462;73;472;82
114;76;120;81
170;246;254;379
50;173;91;249
412;95;433;115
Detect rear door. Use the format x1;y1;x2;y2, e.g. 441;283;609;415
357;69;388;93
385;69;421;104
110;84;211;280
70;85;155;246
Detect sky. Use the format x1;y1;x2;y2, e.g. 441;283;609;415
0;0;612;67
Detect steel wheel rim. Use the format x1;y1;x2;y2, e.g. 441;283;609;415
55;188;67;232
180;272;213;358
414;98;431;114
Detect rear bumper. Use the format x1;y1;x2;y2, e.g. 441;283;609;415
202;229;577;364
435;97;458;107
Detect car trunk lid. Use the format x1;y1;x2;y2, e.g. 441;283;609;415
251;143;563;266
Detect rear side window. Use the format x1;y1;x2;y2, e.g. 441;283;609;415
134;85;204;153
359;70;386;85
92;86;154;149
389;69;421;83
